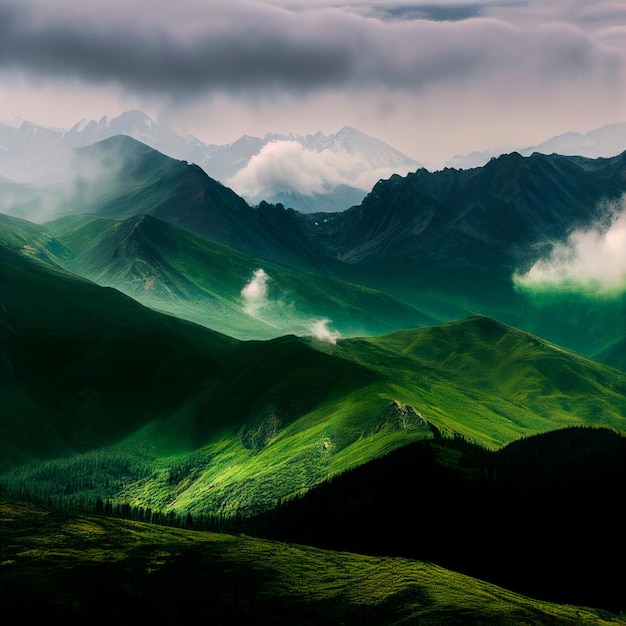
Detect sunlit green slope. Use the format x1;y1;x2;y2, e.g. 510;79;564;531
334;316;626;446
2;239;625;517
1;500;623;626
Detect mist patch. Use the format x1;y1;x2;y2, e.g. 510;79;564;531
240;268;342;343
514;197;626;295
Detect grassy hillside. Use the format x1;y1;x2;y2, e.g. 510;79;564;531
334;316;626;446
595;335;626;372
44;212;437;340
2;235;626;519
0;239;414;513
1;499;623;625
0;212;71;269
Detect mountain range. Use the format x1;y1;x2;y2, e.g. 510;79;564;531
1;118;626;622
5;109;626;210
0;110;421;213
446;120;626;169
2;133;624;357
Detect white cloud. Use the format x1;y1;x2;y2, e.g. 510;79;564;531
514;197;626;292
241;268;271;316
308;318;342;344
227;139;407;199
240;267;342;341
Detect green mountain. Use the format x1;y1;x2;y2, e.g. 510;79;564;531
4;136;623;359
42;212;437;340
307;150;626;274
3;499;622;626
0;239;415;508
61;135;331;273
0;212;72;269
2;239;625;518
301;150;626;356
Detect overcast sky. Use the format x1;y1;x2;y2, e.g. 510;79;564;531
1;0;625;168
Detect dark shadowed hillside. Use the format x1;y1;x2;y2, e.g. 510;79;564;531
248;427;626;615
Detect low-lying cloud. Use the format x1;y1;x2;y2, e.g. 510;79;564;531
0;135;131;223
227;140;408;200
241;268;271;317
514;198;626;293
240;267;342;343
308;318;342;344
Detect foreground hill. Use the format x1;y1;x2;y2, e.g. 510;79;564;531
1;499;623;625
250;426;626;614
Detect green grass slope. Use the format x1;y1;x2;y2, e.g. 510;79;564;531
0;240;400;512
1;499;623;626
44;212;438;340
333;316;626;447
2;238;625;519
0;212;71;269
594;335;626;372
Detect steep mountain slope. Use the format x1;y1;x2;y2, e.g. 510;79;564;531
304;150;626;354
309;150;626;271
594;335;626;372
42;212;436;340
0;240;233;466
53;135;333;272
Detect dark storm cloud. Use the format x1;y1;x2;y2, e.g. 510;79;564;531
0;0;620;100
371;3;485;21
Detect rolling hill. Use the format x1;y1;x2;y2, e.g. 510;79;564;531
3;498;622;625
2;238;625;519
